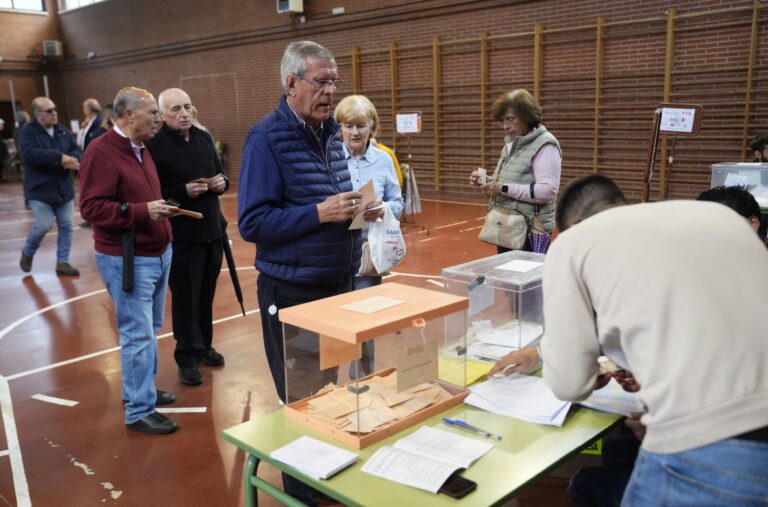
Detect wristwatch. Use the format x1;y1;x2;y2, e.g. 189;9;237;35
500;184;509;195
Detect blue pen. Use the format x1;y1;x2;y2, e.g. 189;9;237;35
442;418;503;441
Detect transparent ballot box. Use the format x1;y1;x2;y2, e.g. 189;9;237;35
710;162;768;210
442;251;545;365
278;282;469;449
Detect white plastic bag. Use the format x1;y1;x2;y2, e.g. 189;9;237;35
368;204;406;274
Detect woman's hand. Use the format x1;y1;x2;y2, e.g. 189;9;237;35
481;182;504;198
363;198;385;222
469;170;481;186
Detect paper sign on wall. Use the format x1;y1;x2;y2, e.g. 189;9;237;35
396;113;422;134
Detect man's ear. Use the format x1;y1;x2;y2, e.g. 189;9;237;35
749;215;761;232
755;150;764;162
285;75;297;96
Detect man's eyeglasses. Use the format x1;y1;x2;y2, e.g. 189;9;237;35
295;75;344;91
42;108;57;114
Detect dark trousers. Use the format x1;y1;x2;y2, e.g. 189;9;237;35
168;241;223;368
257;273;352;403
568;431;641;507
257;273;353;507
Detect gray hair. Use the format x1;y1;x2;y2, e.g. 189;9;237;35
280;41;335;95
113;87;154;118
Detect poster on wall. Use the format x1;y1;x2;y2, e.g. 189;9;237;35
658;104;703;135
396;112;422;134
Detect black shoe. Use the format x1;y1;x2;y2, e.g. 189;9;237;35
122;389;176;406
200;348;225;367
126;412;177;435
156;390;176;405
20;252;32;273
178;366;203;386
55;262;80;276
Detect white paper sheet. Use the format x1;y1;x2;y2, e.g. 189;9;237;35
361;426;494;493
466;375;571;427
271;436;358;480
361;446;458;493
495;259;543;273
471;319;542;349
580;378;644;417
341;296;405;315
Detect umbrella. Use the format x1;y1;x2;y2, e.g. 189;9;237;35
221;227;246;316
528;214;551;254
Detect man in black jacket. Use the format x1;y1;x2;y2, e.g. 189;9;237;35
146;88;228;386
18;97;81;276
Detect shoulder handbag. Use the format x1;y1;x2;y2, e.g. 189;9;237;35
478;206;528;250
478;161;528;249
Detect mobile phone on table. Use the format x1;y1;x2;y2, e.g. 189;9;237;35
438;473;477;499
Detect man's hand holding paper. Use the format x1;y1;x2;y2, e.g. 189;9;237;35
348;180;381;229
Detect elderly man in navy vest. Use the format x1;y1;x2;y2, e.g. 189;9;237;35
238;40;383;503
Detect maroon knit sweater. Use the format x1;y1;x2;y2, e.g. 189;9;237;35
79;128;172;256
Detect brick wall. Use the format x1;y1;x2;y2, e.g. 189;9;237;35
0;0;61;118
22;0;768;200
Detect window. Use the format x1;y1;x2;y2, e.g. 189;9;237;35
0;0;46;11
58;0;109;11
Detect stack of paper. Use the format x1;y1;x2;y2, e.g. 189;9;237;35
580;378;644;417
271;436;358;480
361;426;494;493
303;373;454;434
465;375;571;427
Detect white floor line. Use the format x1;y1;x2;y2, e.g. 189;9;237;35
0;450;9;457
433;220;468;230
417;237;436;243
461;225;484;232
5;308;260;382
30;394;79;407
0;289;107;342
156;407;208;414
421;197;486;207
0;376;30;507
426;279;445;288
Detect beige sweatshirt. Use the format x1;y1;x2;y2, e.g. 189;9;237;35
541;200;768;453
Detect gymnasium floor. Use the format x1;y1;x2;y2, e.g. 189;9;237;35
0;180;574;506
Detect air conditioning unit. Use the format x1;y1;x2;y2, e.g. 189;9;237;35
42;40;64;57
277;0;303;13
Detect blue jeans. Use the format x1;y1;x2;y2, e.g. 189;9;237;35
95;246;172;424
622;437;768;506
24;199;74;262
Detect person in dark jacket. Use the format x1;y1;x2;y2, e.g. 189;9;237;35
18;97;82;276
237;40;383;506
147;87;229;387
77;98;105;152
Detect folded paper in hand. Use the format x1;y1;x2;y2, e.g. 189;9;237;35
270;436;358;480
348;180;377;230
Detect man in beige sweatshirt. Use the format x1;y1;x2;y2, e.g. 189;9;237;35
541;175;768;506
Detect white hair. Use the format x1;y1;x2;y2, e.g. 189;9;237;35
280;41;335;95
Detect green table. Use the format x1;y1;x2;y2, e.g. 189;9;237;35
222;404;621;506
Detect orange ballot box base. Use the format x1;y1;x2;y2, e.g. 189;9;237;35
279;282;469;449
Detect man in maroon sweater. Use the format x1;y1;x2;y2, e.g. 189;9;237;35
80;87;180;435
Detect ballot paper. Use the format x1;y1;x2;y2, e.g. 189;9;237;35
465;374;571;427
471;319;542;349
580;378;644;417
361;426;493;493
495;259;543;273
348;180;377;230
271;436;358;480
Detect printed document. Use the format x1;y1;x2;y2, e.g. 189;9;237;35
361;426;493;493
580;378;644;417
271;436;358;480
